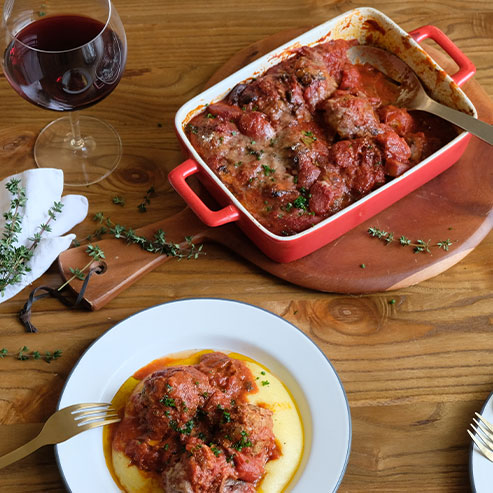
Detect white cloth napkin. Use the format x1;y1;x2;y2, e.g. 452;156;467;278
0;168;88;302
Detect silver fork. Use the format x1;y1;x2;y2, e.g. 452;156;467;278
468;412;493;461
0;402;120;469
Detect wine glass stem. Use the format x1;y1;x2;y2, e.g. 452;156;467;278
69;111;85;149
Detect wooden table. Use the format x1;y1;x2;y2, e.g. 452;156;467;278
0;1;492;491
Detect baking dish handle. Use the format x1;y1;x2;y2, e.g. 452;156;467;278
409;25;476;87
168;158;240;227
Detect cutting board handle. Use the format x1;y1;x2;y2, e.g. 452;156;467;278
57;207;209;310
168;158;241;226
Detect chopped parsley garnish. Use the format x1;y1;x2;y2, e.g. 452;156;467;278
246;146;264;160
232;431;253;451
160;396;176;407
301;130;317;146
210;444;222;456
186;123;199;134
262;164;275;176
170;419;195;435
261;380;270;386
182;419;194;435
292;195;308;210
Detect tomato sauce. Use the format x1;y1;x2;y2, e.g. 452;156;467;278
186;39;457;236
109;352;279;492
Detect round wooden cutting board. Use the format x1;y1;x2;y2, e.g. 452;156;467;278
59;29;493;309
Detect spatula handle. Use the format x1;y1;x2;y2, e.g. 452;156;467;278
422;98;493;145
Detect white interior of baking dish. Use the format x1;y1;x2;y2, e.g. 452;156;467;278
175;7;477;242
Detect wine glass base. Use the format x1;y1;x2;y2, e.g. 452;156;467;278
34;115;122;186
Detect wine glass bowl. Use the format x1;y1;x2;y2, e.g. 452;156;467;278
1;0;127;186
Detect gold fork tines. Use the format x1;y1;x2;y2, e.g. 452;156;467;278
469;412;493;462
0;403;120;470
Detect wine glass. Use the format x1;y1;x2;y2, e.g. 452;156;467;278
1;0;127;186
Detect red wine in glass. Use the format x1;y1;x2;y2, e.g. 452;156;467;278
1;0;127;186
4;14;124;111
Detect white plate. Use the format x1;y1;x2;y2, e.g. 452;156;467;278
469;391;493;492
56;298;351;493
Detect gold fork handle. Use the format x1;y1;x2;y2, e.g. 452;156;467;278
0;433;47;469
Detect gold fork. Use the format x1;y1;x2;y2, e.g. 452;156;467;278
0;403;120;469
468;412;493;461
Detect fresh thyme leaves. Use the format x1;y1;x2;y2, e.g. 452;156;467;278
437;239;453;250
112;195;125;206
87;212;204;260
368;227;454;254
0;179;63;296
44;350;63;363
69;268;86;280
0;347;62;363
138;187;155;213
17;346;29;360
59;244;105;290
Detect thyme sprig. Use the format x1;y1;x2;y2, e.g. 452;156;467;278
112;195;125;206
91;212;204;259
0;346;62;363
368;227;453;254
59;244;106;288
0;179;63;296
138;187;155;213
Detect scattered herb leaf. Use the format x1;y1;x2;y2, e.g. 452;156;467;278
112;196;125;206
368;227;455;254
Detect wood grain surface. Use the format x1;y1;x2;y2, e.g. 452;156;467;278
0;1;492;492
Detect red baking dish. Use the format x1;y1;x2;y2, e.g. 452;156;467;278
170;7;476;263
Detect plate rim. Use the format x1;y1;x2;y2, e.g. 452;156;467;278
55;297;352;492
469;390;493;493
